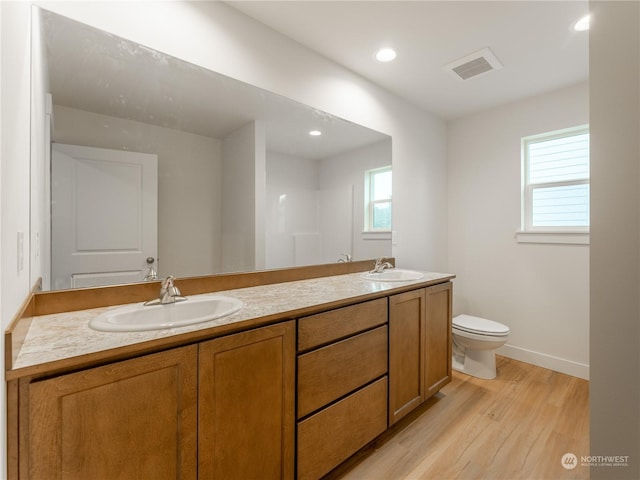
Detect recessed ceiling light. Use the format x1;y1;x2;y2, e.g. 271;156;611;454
573;14;590;32
375;47;397;63
309;130;322;136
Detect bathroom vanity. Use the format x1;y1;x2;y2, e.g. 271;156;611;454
5;264;453;479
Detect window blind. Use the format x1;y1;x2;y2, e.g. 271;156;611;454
525;130;589;228
528;133;589;184
531;184;589;227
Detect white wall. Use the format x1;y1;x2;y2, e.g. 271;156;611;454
221;121;262;272
254;121;266;272
265;151;321;268
1;1;31;326
589;1;640;477
318;185;354;264
448;82;590;379
53;105;223;278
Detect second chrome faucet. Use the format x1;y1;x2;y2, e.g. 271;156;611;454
145;275;187;306
370;257;394;273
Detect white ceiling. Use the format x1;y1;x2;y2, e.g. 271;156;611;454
227;1;590;120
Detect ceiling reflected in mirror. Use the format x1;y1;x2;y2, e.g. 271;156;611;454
43;9;385;161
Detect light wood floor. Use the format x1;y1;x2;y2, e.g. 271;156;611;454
329;356;589;480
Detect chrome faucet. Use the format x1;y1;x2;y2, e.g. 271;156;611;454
145;275;187;306
370;257;394;273
338;253;352;263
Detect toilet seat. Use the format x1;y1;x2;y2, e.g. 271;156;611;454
453;314;510;337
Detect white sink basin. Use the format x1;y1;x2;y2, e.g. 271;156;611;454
89;295;244;332
361;269;424;282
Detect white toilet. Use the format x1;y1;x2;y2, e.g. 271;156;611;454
452;314;510;380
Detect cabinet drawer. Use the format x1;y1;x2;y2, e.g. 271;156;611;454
298;298;387;351
298;326;387;418
297;377;388;480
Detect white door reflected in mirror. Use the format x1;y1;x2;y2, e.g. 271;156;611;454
51;143;158;290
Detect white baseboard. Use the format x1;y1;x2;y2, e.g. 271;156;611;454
497;344;589;380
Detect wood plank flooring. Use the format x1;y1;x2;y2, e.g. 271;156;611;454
329;356;589;480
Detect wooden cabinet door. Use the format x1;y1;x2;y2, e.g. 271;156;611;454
388;288;426;425
425;282;453;398
199;321;295;480
26;346;198;480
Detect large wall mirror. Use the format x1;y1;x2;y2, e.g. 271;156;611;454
30;8;392;291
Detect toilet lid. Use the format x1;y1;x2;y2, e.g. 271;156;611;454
453;314;510;336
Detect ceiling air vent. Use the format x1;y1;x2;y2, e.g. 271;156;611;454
444;47;503;81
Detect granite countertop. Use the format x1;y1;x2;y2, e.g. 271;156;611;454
9;271;454;378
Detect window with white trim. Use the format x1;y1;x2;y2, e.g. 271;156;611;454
364;166;392;232
522;126;589;233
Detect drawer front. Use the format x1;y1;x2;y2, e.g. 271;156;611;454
297;326;387;418
297;377;388;480
298;298;387;351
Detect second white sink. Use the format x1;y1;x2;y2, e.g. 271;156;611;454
361;269;424;282
89;295;244;332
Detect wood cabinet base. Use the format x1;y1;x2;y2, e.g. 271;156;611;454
12;281;452;480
